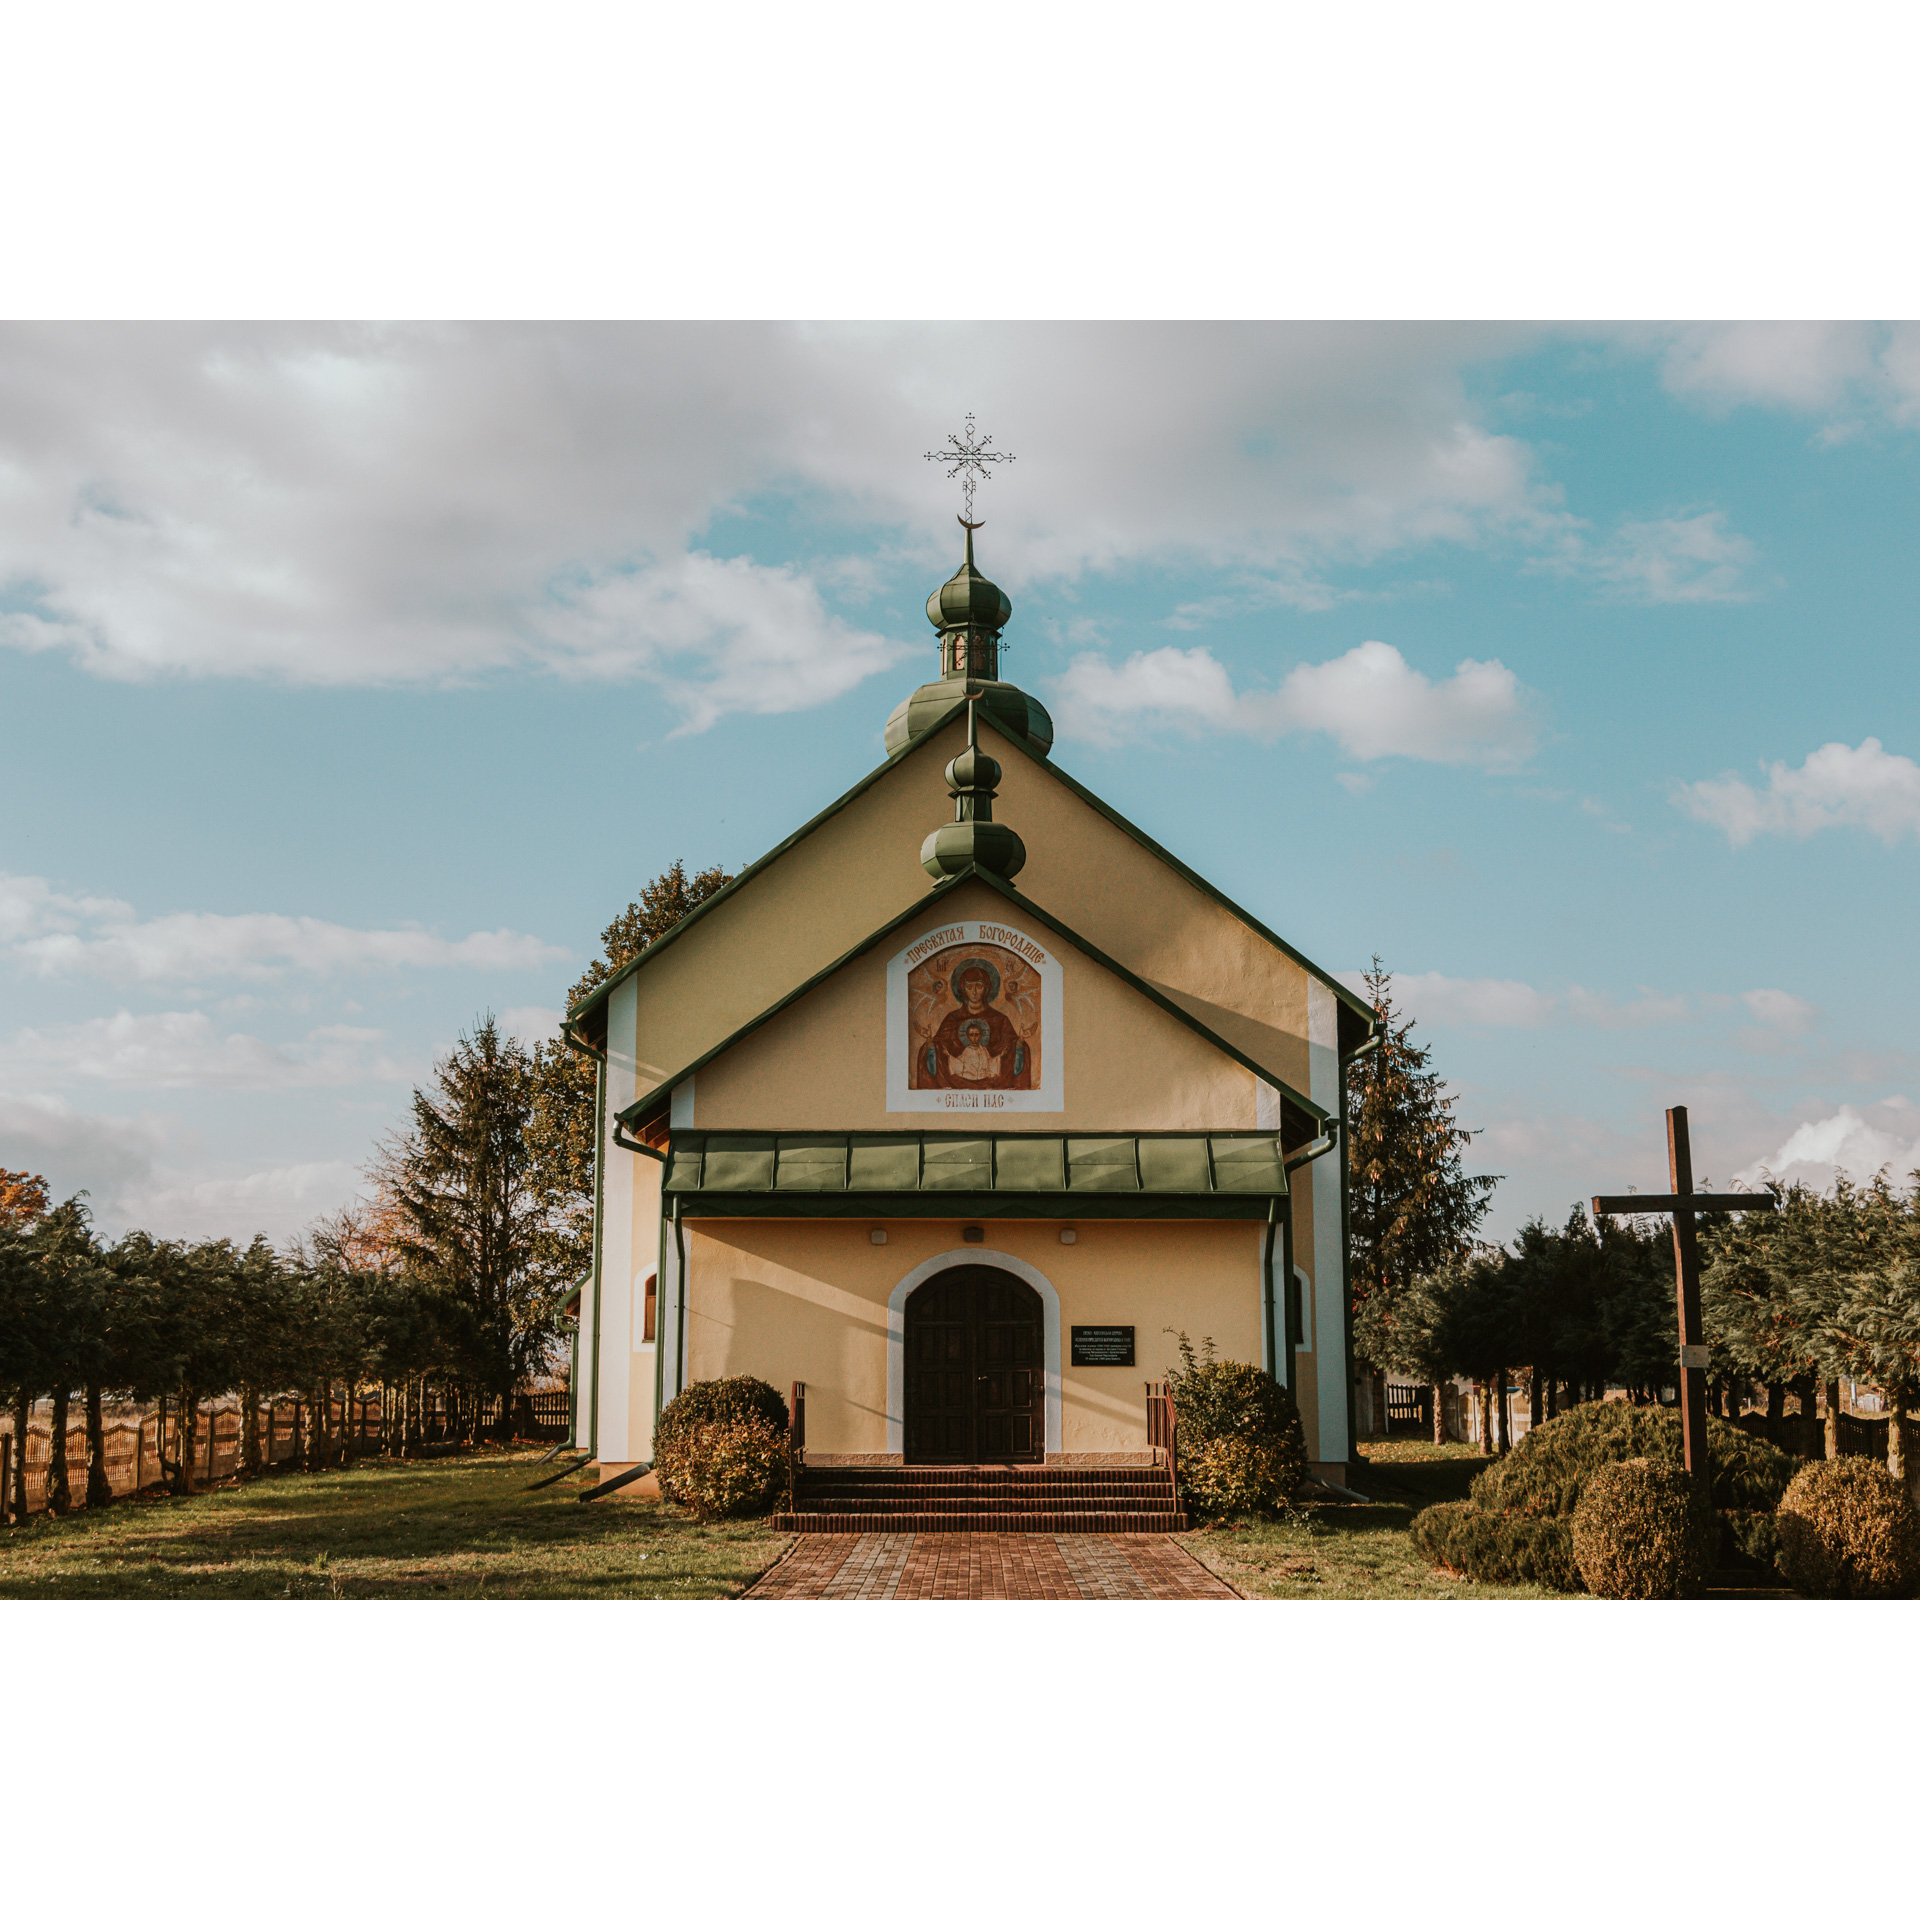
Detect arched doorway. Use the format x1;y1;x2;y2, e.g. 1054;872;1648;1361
903;1264;1045;1464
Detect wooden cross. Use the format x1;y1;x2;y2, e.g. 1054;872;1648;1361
1591;1105;1778;1482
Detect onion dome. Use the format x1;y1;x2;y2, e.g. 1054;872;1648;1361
885;518;1054;759
921;697;1027;882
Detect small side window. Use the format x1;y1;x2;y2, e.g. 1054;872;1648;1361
643;1274;657;1344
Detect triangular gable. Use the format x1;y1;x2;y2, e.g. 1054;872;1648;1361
612;864;1329;1153
565;703;1378;1063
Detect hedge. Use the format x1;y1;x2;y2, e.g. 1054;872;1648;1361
1409;1400;1800;1590
1409;1501;1580;1591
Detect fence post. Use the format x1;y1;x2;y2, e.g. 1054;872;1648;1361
1;1434;10;1525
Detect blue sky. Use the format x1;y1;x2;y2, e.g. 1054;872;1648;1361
4;321;1918;1244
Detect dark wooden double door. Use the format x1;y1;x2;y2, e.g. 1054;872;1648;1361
904;1266;1045;1464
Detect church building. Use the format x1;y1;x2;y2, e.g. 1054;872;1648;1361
563;514;1379;1520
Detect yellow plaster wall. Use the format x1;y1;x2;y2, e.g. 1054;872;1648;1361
621;750;955;1103
986;724;1317;1095
611;708;1328;1109
680;1216;1271;1455
692;878;1260;1133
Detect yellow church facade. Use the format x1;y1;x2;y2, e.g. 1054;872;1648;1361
564;527;1377;1500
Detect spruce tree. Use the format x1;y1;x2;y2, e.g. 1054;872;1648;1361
379;1016;548;1437
1347;959;1499;1440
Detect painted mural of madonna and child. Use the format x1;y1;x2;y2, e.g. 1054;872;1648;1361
907;944;1041;1092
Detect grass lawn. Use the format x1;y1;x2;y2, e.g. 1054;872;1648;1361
0;1448;791;1600
1179;1437;1580;1600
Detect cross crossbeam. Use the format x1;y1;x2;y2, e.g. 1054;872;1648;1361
924;411;1014;521
1591;1106;1777;1482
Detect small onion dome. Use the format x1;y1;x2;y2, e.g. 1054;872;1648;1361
926;521;1012;637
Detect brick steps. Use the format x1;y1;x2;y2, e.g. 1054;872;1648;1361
772;1510;1190;1535
771;1462;1186;1534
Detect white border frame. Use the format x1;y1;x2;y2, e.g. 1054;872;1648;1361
886;919;1064;1113
885;1249;1063;1454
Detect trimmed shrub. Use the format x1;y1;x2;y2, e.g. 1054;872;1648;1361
1776;1457;1920;1599
1570;1458;1709;1599
653;1374;788;1454
1408;1401;1797;1591
1410;1500;1580;1591
1470;1399;1793;1521
1181;1434;1300;1520
653;1375;790;1520
655;1414;790;1520
1165;1332;1308;1513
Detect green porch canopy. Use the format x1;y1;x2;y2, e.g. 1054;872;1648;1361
660;1130;1292;1199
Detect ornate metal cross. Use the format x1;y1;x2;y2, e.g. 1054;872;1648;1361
924;411;1014;523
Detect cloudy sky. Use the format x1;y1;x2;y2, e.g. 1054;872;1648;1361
3;320;1917;1241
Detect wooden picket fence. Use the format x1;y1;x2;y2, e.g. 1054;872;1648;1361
1;1387;574;1523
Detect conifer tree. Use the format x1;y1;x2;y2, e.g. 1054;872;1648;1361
1347;960;1499;1439
379;1016;550;1437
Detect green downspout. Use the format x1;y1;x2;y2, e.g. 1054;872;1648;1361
1282;1132;1334;1405
673;1197;689;1408
1280;1195;1299;1401
1262;1198;1281;1385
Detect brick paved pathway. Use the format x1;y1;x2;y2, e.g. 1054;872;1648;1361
744;1533;1238;1600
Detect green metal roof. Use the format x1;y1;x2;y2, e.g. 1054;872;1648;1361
660;1130;1293;1199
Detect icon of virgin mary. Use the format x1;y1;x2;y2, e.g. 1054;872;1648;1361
920;959;1032;1090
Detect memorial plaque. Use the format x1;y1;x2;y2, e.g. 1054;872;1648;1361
1071;1324;1135;1367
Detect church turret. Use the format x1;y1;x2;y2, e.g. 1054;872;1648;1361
920;693;1027;882
884;518;1056;759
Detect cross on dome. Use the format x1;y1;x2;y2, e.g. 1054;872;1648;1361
923;412;1014;523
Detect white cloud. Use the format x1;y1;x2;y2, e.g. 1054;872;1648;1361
0;1092;166;1211
1344;972;1807;1035
0;871;569;983
498;1005;563;1048
0;322;1559;694
0;1011;406;1091
1655;323;1881;412
1589;511;1755;604
0;1087;365;1241
1563;986;1692;1029
1375;972;1559;1027
534;551;907;732
1675;738;1920;847
1053;639;1537;767
1740;988;1817;1035
1734;1102;1920;1192
130;1159;366;1245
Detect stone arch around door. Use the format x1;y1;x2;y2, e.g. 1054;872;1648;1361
886;1250;1063;1457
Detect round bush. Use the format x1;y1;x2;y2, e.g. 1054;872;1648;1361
1410;1500;1580;1591
1776;1457;1920;1599
653;1374;788;1456
655;1414;790;1520
1180;1434;1299;1520
1470;1399;1794;1522
1165;1347;1307;1510
1571;1458;1709;1599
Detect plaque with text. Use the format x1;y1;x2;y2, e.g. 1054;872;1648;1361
1071;1324;1135;1367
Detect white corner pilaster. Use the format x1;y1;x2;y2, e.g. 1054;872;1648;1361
1307;979;1350;1465
597;977;638;1460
